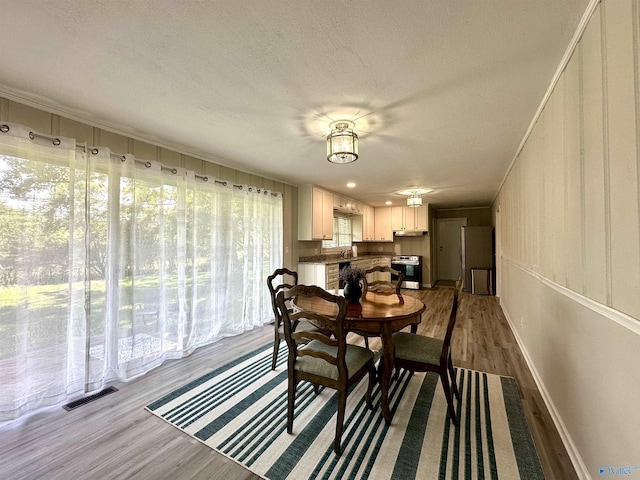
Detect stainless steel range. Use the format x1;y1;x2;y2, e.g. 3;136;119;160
391;255;422;290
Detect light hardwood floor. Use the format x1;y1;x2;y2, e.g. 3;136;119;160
0;287;577;479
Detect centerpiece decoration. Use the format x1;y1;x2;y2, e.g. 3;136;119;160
339;265;365;303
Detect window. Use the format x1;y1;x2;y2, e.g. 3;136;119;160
322;214;352;250
0;125;283;422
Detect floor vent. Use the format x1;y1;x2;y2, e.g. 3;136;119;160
62;386;119;411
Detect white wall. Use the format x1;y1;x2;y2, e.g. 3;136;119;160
495;1;640;477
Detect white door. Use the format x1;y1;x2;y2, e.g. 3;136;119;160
437;218;467;281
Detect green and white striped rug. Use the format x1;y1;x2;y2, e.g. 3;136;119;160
146;344;544;480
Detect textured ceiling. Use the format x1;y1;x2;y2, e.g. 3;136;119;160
0;0;589;207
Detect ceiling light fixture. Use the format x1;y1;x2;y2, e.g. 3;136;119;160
396;187;432;207
327;121;358;164
407;192;423;207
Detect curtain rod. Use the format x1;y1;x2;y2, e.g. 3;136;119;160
0;124;63;146
1;124;281;197
91;147;279;196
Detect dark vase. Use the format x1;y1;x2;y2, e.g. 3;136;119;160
343;281;362;303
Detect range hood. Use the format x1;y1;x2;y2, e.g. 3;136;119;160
393;230;427;237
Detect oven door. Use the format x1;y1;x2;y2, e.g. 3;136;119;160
390;263;405;283
391;262;421;290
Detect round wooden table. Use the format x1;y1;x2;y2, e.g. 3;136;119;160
294;290;426;424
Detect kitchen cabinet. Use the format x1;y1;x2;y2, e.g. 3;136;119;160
413;204;428;231
351;258;373;275
374;207;393;241
362;205;375;241
333;194;360;214
370;257;391;282
298;185;334;240
297;263;339;290
390;205;428;231
391;206;405;231
351;204;375;242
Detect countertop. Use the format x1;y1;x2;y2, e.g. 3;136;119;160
298;253;393;265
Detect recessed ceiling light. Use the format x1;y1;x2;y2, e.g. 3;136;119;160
346;182;356;188
385;201;392;205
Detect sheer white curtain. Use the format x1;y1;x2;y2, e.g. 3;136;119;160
0;123;87;421
0;124;283;423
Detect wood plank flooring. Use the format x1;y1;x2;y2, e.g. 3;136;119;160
0;287;577;479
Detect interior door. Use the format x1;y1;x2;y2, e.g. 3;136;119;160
437;218;467;281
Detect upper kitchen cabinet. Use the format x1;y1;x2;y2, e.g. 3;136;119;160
298;185;334;240
391;205;428;232
374;207;393;242
333;194;360;214
352;204;375;242
413;204;428;231
362;204;375;241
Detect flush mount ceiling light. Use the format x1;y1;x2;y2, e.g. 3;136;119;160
407;193;423;207
396;187;432;207
327;121;358;164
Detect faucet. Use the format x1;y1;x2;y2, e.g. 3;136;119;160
340;249;350;258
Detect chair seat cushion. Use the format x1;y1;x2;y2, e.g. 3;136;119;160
296;340;373;381
392;332;443;365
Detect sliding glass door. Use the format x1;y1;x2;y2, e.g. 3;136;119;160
0;125;282;423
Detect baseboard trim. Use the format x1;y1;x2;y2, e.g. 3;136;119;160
501;300;590;479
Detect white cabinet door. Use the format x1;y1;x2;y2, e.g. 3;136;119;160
311;187;325;240
297;263;316;286
298;185;333;240
413;205;428;231
390;205;428;232
363;205;375;241
374;207;393;242
391;206;405;231
321;189;334;240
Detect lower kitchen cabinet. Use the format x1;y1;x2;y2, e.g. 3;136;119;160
297;263;339;290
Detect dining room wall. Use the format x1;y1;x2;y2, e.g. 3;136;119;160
493;1;640;477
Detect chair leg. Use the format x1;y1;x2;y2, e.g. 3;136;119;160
334;390;346;454
447;356;460;400
287;375;296;434
272;335;280;370
440;370;458;425
363;336;369;349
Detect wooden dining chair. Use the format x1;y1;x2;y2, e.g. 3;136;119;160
267;268;322;370
362;265;404;301
275;285;376;454
391;286;461;424
359;265;405;348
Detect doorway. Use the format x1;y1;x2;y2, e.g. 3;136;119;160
437;218;467;281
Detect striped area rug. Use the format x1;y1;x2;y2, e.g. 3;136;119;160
146;344;544;480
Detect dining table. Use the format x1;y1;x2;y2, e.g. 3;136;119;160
294;289;426;424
